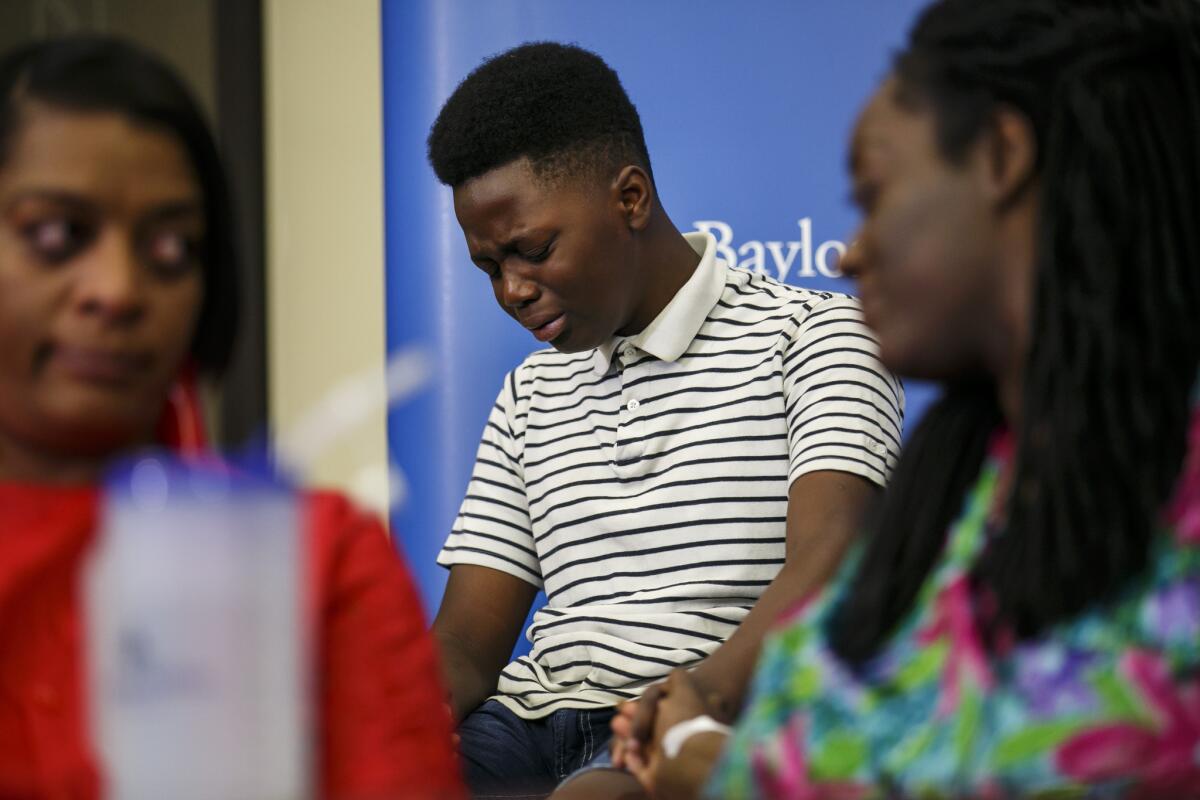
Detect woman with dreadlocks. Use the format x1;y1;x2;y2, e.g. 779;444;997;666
607;0;1200;796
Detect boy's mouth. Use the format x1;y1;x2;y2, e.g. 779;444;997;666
529;313;566;343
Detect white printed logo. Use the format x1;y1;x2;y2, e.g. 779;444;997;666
693;219;846;281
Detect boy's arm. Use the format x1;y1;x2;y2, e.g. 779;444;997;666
435;369;539;723
687;470;873;715
434;564;538;722
618;295;901;763
613;471;873;768
686;292;902;707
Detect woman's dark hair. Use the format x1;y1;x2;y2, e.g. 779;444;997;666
830;0;1200;666
0;36;238;374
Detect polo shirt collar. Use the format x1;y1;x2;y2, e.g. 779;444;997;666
592;232;727;374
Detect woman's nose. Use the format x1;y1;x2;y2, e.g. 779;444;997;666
840;235;866;280
73;232;146;323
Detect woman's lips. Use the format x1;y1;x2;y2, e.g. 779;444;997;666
855;285;884;330
51;345;150;385
530;314;566;343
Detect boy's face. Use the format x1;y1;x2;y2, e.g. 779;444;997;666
453;158;644;353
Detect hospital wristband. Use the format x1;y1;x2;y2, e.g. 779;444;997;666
661;715;732;759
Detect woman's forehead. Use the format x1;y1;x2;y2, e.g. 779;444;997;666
1;104;200;208
849;80;939;177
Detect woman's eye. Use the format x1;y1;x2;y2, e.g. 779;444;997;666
850;183;879;215
23;218;91;263
144;230;201;276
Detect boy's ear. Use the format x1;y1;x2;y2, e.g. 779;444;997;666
613;165;653;231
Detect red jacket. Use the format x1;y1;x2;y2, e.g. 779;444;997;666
0;482;464;799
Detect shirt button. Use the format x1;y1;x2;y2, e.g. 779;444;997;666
871;442;888;456
627;398;641;411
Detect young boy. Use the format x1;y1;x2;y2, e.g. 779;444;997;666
427;42;903;796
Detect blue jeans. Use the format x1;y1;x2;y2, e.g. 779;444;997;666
457;699;615;798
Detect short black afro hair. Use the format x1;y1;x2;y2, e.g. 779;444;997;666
427;41;653;188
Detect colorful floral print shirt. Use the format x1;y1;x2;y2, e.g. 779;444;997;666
709;417;1200;799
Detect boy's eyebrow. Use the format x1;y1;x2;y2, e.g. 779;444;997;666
481;229;553;257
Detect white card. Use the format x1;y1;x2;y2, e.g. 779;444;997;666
86;457;309;800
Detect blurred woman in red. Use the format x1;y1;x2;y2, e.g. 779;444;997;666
0;37;462;798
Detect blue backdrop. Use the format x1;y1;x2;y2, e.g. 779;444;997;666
381;1;934;620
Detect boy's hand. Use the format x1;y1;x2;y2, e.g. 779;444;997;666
611;669;719;796
612;667;729;769
611;680;666;769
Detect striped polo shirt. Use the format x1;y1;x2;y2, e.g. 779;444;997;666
438;232;904;718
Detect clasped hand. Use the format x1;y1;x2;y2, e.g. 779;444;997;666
610;668;730;799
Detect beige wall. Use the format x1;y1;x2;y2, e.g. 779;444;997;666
0;0;215;118
264;0;390;513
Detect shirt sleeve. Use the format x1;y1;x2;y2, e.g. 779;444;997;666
437;369;542;588
307;493;465;799
782;294;904;488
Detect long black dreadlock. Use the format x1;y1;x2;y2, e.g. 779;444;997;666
829;0;1200;667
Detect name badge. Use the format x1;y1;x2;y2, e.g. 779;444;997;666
87;456;309;799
